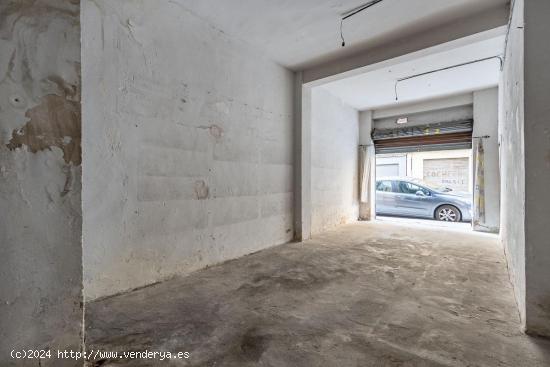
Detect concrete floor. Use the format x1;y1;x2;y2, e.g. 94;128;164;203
85;222;550;366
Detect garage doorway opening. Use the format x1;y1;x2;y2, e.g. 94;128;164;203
372;118;478;229
375;149;474;230
301;32;502;239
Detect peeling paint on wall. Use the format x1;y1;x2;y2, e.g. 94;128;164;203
6;94;81;165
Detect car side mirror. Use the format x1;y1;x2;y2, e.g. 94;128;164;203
416;190;426;197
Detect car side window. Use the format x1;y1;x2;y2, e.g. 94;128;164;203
376;181;393;192
398;181;429;195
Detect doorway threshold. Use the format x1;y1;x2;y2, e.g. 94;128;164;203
375;215;473;232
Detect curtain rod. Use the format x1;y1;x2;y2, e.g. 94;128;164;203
359;136;488;146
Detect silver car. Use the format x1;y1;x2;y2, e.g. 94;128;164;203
376;177;472;222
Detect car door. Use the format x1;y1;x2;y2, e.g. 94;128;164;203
375;180;399;215
394;181;433;218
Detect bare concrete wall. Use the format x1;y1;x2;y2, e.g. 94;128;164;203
500;0;550;337
358;111;375;220
0;0;82;365
82;0;294;300
373;105;473;129
523;0;550;337
294;77;312;241
473;88;500;233
499;0;526;329
310;87;358;235
373;94;474;120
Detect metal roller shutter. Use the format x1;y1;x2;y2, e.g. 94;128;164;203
372;120;473;154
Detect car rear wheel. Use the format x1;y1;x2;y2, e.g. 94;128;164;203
435;205;461;222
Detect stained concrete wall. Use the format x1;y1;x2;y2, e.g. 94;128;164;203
0;0;82;365
82;0;294;300
310;87;358;235
472;88;500;233
499;0;526;329
523;0;550;337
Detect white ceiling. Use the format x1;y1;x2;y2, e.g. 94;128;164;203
174;0;507;70
320;34;505;110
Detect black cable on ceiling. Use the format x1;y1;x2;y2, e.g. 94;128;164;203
394;55;504;101
340;0;385;47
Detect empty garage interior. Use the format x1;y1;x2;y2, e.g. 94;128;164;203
1;0;550;366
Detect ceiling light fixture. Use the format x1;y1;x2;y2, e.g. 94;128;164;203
396;117;408;125
340;0;385;47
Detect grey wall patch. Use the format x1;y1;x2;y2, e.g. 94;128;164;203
194;180;210;200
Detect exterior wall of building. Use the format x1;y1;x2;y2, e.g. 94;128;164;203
376;149;472;193
409;150;473;193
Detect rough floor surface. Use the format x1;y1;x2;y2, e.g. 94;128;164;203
85;222;550;366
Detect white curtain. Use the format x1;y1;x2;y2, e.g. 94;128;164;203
473;138;486;227
359;145;374;220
